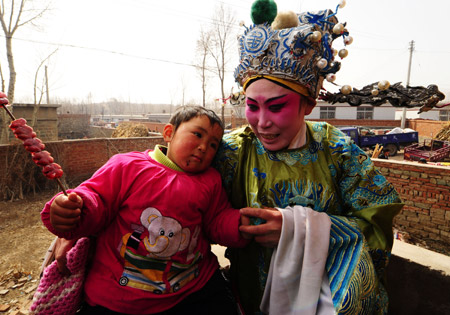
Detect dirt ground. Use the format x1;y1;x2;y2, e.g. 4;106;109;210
0;191;57;313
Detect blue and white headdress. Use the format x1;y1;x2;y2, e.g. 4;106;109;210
234;0;352;99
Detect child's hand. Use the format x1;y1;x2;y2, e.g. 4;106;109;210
54;237;77;275
239;209;253;240
50;192;83;232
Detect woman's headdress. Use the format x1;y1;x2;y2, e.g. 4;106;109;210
235;0;351;99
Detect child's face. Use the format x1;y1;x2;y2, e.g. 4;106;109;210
163;115;223;173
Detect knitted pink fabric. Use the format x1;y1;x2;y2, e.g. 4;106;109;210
30;237;90;315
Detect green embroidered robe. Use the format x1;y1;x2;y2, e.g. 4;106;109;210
214;121;403;315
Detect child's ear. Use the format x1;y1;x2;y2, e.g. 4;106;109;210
163;124;175;142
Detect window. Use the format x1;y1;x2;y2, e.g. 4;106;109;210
439;110;450;121
356;107;373;120
320;106;336;119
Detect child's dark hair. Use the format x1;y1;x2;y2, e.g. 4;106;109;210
169;106;224;132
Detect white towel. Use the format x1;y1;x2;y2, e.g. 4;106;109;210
260;206;335;315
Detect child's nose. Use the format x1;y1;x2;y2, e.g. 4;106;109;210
198;141;207;152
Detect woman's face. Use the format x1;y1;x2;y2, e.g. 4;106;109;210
245;79;314;151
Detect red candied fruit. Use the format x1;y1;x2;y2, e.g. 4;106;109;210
9;118;27;130
13;125;36;140
0;91;8;105
42;163;63;179
23;137;45;152
32;150;54;166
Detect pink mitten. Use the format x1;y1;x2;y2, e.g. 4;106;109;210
30;237;90;315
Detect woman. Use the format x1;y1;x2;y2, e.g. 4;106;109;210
213;1;403;314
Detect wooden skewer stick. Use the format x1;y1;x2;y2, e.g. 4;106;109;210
1;103;68;196
56;178;68;196
1;103;15;120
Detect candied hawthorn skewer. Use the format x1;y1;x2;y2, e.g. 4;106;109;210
23;137;45;152
0;93;67;195
32;150;54;166
12;123;36;140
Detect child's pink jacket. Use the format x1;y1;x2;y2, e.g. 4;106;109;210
41;149;246;314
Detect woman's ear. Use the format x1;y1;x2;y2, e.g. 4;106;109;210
163;124;175;142
302;96;317;115
304;103;315;115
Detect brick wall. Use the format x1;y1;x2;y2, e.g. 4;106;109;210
50;137;166;182
407;119;449;138
1;137;449;254
374;159;450;254
0;137;165;196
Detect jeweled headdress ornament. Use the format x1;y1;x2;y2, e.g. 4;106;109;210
234;0;352;99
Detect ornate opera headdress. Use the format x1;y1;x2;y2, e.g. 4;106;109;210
234;0;352;99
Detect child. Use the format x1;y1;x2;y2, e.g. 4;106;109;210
41;106;249;314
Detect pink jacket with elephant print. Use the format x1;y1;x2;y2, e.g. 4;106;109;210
41;149;246;314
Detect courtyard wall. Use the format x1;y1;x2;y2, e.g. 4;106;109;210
0;137;449;254
374;159;450;254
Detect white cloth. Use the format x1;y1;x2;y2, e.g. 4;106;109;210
386;127;404;134
260;206;335;315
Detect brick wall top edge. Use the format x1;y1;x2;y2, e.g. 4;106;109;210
0;138;164;149
51;136;164;144
373;158;450;171
8;103;61;108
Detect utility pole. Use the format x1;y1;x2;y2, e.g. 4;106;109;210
45;65;50;104
401;40;414;129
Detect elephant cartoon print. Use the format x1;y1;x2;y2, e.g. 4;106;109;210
118;207;202;294
140;207;192;259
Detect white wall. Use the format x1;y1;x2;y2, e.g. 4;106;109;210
310;102;398;120
373;105;397;120
394;108;441;120
336;107;357;119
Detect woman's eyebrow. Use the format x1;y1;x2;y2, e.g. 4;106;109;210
247;94;288;104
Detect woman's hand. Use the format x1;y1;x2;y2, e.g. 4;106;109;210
239;210;253;240
239;207;282;248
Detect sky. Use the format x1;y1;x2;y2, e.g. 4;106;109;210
2;0;450;106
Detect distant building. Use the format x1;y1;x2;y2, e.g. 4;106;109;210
395;107;450;121
143;113;172;124
309;101;397;120
0;103;60;144
91;113;172;125
91;114;144;126
58;113;91;139
309;101;450;122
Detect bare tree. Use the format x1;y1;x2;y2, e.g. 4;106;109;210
31;48;57;127
0;0;50;144
0;0;51;104
0;61;6;143
195;27;213;107
207;4;236;121
0;62;4;91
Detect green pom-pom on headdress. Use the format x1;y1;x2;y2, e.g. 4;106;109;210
251;0;278;25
